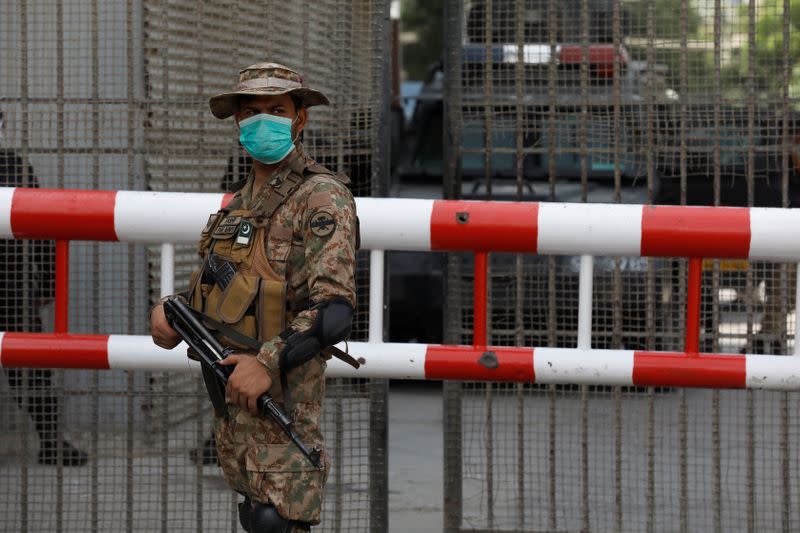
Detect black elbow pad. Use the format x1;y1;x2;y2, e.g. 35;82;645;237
279;298;354;372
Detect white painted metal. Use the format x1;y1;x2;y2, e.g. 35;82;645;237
536;202;643;256
369;249;385;343
326;341;428;379
355;197;433;251
0;187;14;238
107;335;198;372
160;243;175;298
749;208;800;260
577;255;593;349
105;336;427;379
746;354;800;389
114;190;225;243
533;347;635;385
795;263;800;356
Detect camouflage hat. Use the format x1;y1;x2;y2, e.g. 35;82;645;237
209;62;330;119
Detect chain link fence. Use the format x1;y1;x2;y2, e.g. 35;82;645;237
0;1;389;531
442;0;800;531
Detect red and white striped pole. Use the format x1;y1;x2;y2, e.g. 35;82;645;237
0;334;798;390
2;188;799;258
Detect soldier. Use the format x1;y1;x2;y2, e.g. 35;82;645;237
150;63;357;532
0;110;88;466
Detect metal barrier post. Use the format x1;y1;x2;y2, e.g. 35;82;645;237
160;243;175;298
55;239;70;333
474;252;488;346
577;255;594;349
686;257;703;354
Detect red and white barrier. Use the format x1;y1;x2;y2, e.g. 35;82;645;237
2;187;800;258
3;187;800;390
0;333;798;390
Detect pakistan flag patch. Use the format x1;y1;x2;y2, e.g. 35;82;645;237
309;210;336;238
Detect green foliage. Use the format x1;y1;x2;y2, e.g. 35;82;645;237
723;0;800;97
401;0;444;80
624;0;703;39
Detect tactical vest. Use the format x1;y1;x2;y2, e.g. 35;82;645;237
189;152;348;351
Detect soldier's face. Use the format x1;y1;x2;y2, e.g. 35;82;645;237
235;94;307;139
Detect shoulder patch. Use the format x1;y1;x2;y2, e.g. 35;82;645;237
212;215;242;239
308;191;333;210
309;210;337;238
202;213;221;234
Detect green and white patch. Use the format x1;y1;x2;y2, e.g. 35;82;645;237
235;220;253;246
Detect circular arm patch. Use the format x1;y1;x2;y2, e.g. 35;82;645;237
309;210;336;238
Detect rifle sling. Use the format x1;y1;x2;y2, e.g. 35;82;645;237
187;306;360;369
187;307;262;351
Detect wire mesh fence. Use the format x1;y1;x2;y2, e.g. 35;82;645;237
0;0;389;531
442;0;800;531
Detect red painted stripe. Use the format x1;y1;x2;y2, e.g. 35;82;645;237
11;188;118;241
430;200;538;252
425;345;535;382
1;333;110;369
54;241;69;334
473;253;488;346
633;352;746;389
685;258;702;354
222;193;234;208
641;205;750;258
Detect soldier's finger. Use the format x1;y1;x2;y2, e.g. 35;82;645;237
247;395;258;415
220;355;239;366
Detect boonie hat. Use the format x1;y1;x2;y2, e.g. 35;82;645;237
209;62;330;119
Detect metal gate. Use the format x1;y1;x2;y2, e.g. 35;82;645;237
442;0;800;531
0;1;390;531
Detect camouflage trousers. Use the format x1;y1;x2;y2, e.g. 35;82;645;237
214;402;328;524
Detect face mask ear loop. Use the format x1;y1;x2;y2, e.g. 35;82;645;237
290;115;302;145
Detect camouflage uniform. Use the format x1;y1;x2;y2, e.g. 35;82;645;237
196;63;356;528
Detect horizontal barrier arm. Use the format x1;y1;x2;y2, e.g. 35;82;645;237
1;333;798;391
2;188;800;259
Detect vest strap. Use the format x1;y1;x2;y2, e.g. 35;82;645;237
259;173;303;221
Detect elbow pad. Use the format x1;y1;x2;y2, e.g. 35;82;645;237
278;298;354;372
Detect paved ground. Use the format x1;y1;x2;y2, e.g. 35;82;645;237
0;381;445;533
388;382;443;533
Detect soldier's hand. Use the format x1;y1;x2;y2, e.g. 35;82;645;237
150;304;182;349
221;354;273;415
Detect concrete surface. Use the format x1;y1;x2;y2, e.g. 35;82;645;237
388;382;444;533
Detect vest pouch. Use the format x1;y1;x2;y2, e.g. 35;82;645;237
258;279;287;342
216;272;260;324
200;272;261;347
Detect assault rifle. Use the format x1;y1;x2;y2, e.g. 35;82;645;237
162;297;322;470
